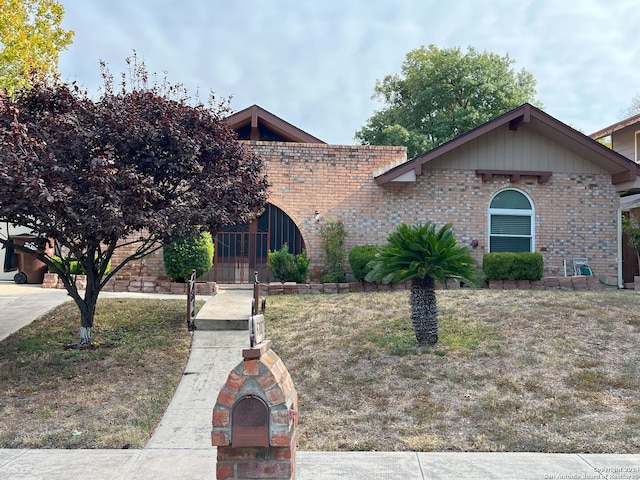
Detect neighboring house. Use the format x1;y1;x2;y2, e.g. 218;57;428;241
591;112;640;162
591;113;640;285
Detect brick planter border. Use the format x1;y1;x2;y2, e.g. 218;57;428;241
41;273;217;295
41;273;616;295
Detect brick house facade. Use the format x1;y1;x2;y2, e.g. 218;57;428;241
87;103;640;287
216;103;639;284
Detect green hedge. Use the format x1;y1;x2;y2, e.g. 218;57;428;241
267;243;310;283
163;231;214;282
482;252;543;281
348;245;380;281
49;256;111;275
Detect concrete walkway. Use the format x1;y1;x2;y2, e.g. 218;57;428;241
1;282;640;479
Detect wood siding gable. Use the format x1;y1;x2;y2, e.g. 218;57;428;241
376;103;639;190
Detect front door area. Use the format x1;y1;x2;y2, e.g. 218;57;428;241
205;204;305;284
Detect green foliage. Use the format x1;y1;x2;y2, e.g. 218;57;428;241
267;243;310;283
320;220;348;283
622;210;640;272
49;255;111;275
356;45;539;158
0;0;74;93
163;232;214;282
482;252;543;281
365;222;478;285
348;245;380;281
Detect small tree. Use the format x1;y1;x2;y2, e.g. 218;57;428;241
0;56;268;347
366;222;478;346
320;220;348;283
267;243;310;283
163;231;214;282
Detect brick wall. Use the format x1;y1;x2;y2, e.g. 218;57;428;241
113;141;619;282
250;142;619;280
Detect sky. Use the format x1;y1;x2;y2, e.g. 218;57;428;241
56;0;640;145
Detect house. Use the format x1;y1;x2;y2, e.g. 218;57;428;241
202;103;638;285
590;112;640;162
591;113;640;285
19;103;640;288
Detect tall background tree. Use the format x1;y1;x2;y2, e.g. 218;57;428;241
366;222;478;346
356;45;539;158
0;0;73;93
0;56;269;347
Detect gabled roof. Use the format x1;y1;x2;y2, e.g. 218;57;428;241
590;112;640;140
374;103;639;190
224;104;325;144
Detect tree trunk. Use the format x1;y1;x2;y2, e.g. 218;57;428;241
79;326;92;348
76;274;99;349
410;276;438;346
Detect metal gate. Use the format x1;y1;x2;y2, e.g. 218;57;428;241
213;230;269;284
205;204;305;284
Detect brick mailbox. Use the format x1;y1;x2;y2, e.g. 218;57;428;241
212;314;298;480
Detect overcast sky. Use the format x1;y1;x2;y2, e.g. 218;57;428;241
56;0;640;145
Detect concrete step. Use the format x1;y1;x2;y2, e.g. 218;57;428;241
194;288;254;331
196;318;249;331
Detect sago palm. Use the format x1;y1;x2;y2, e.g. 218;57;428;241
365;222;478;346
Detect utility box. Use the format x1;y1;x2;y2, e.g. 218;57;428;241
212;336;298;480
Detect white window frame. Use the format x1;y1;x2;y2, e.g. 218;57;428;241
488;188;535;253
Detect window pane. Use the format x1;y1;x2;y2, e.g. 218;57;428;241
490;215;531;235
490;190;531;209
490;236;531;252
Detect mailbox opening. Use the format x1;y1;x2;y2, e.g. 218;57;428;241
232;395;269;447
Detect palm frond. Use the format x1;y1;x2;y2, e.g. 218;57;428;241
365;221;478;285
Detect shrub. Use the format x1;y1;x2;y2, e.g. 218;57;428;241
349;245;380;281
267;243;310;283
482;252;543;281
49;256;111;275
320;220;348;283
163;231;214;282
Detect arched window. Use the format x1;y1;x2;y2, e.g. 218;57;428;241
488;189;534;252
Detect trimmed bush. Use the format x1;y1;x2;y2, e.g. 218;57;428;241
483;252;543;281
163;231;214;282
348;245;380;281
267;243;310;283
49;256;111;275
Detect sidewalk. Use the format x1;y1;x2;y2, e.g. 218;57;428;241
1;282;640;479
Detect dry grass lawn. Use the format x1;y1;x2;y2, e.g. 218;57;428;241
2;289;640;453
0;298;195;449
265;289;640;453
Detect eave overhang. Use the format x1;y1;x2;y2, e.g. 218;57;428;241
374;103;639;191
590;112;640;140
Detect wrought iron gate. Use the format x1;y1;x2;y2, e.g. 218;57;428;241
204;204;305;284
213;230;269;284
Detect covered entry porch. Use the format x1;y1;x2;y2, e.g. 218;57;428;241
204;203;305;284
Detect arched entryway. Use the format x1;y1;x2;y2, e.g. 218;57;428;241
205;203;305;284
